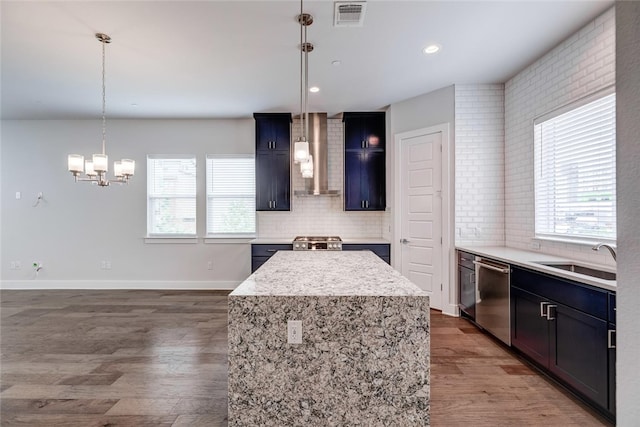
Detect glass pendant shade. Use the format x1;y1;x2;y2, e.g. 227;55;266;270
301;154;314;178
68;154;84;173
85;160;96;176
93;154;108;173
294;139;310;164
113;160;123;177
121;159;135;176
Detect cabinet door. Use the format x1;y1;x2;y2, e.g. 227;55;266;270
343;112;385;150
255;114;291;152
608;323;616;415
549;303;608;410
255;151;274;211
362;150;386;210
511;287;550;367
344;151;364;210
271;151;291;211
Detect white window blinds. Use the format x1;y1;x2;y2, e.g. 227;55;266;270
147;156;197;236
534;92;616;242
206;156;256;236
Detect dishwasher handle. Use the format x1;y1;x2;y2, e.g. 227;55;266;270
473;260;510;274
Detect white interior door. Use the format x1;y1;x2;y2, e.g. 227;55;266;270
399;131;443;309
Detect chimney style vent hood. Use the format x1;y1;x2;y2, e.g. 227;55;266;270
294;112;340;196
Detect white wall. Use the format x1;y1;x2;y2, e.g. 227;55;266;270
1;119;254;288
504;7;616;267
257;118;384;238
615;2;640;423
454;84;505;246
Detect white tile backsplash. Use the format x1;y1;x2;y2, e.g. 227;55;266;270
257;118;384;238
455;84;505;246
504;7;616;266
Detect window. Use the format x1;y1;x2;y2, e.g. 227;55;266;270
147;156;197;236
206;155;256;236
534;90;616;243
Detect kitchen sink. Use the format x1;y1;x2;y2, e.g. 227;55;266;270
535;262;616;281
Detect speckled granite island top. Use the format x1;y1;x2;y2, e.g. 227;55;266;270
228;251;431;426
233;250;426;296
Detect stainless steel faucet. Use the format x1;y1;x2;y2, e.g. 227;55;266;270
592;243;617;262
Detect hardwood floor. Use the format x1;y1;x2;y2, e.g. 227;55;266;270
0;290;612;426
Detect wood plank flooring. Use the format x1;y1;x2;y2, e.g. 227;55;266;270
0;290;612;426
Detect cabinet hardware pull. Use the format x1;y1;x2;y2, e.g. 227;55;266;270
273;200;277;209
361;200;364;208
608;329;616;349
266;249;277;253
365;200;369;208
540;301;551;317
269;200;273;209
273;141;276;150
546;304;557;321
473;260;510;274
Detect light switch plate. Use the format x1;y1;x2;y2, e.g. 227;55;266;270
287;320;302;344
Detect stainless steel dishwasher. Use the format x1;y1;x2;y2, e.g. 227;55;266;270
474;257;511;345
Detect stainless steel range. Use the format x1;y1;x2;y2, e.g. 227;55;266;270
293;236;342;251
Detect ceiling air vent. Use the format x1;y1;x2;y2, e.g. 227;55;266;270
334;1;367;27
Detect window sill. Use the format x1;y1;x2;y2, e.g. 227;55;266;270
144;236;198;244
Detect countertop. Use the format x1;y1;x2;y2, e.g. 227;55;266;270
231;250;425;297
250;237;391;245
456;245;616;292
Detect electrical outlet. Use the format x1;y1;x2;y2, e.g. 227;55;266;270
10;261;16;270
287;320;303;344
15;261;21;270
100;261;112;270
15;192;21;200
207;261;213;270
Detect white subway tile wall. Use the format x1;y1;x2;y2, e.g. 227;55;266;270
505;7;616;266
257;118;384;238
455;84;506;246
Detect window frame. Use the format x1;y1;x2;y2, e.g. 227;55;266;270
146;154;198;239
533;87;616;245
205;154;257;239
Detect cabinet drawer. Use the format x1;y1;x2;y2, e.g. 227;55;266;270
511;267;607;320
251;244;293;257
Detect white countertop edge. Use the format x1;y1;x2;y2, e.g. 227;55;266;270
456;245;616;292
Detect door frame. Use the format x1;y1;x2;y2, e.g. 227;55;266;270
393;123;456;316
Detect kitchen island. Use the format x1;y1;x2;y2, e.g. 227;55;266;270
228;250;430;426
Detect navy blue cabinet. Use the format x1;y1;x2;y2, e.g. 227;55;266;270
608;292;616;415
251;244;293;273
254;113;292;211
343;112;386;211
342;243;390;264
511;267;612;415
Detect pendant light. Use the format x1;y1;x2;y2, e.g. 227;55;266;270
295;0;313;177
68;33;135;187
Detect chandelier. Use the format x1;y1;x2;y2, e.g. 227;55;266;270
67;33;135;187
294;0;314;178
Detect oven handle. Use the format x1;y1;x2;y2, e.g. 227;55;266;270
473;260;510;274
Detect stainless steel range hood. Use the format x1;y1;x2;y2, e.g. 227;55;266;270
294;112;340;196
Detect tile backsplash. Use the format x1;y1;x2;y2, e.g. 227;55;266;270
455;84;505;247
257;118;384;238
504;7;616;266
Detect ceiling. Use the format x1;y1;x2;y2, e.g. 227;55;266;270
1;0;614;120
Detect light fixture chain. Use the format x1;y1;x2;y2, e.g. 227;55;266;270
101;36;107;155
304;23;309;143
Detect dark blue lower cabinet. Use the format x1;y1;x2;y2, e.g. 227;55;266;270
251;244;293;273
608;323;616;415
511;266;613;418
342;244;390;264
549;303;608;409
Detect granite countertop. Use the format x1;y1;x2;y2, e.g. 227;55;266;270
231;251;425;297
250;237;391;245
456;245;616;291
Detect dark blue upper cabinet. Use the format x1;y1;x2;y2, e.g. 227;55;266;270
343;112;386;211
254;113;292;211
254;113;292;152
343;112;386;151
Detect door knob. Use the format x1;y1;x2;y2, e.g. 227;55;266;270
400;238;410;244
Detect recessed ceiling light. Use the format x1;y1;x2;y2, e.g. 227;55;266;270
309;86;320;93
331;60;341;66
423;44;441;55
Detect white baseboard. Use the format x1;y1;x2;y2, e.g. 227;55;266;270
442;303;460;317
0;280;239;290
